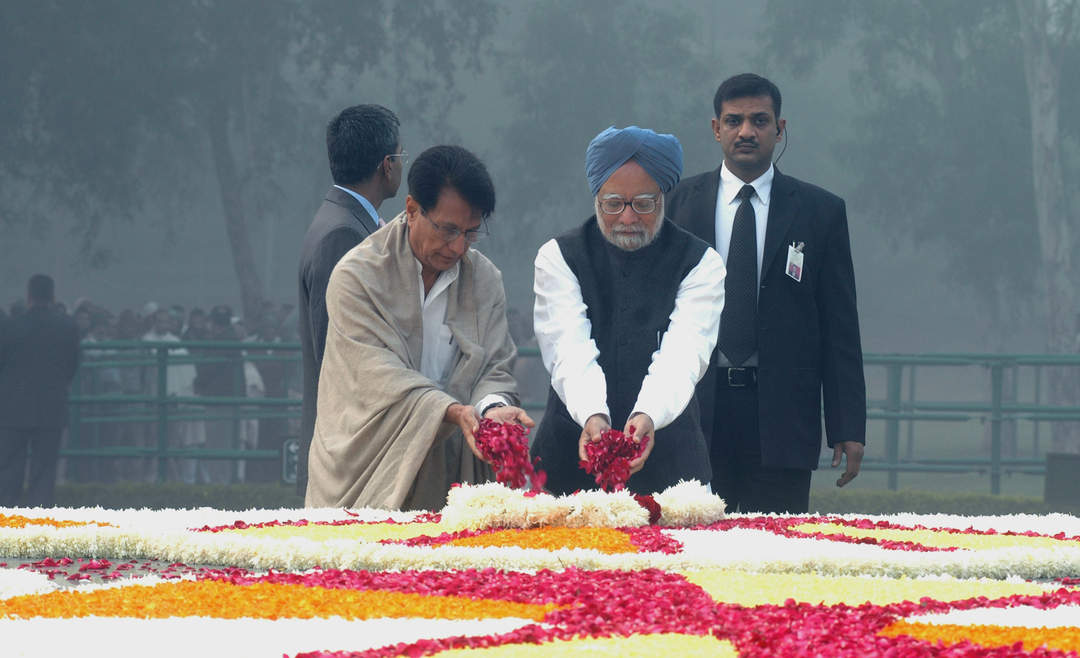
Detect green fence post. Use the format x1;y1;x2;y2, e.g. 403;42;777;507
885;363;902;491
1032;364;1042;457
233;349;244;484
989;361;1003;495
905;365;916;459
71;366;84;447
157;346;169;483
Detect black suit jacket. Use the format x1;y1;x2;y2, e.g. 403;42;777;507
0;305;80;430
297;186;380;490
666;167;866;469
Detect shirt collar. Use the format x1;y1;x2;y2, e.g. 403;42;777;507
333;185;380;226
415;258;461;299
719;161;774;207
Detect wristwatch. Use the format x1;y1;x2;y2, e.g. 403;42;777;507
480;401;507;417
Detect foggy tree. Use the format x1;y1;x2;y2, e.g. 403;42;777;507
761;0;1080;452
1017;0;1080;451
0;1;495;322
487;0;710;302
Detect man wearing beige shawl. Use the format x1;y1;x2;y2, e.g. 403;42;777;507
307;145;533;511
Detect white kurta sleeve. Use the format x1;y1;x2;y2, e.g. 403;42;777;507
533;239;609;427
631;247;726;429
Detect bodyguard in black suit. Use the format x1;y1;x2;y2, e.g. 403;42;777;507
297;104;405;493
667;74;866;513
0;275;80;507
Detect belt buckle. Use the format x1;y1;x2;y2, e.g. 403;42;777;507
727;367;748;388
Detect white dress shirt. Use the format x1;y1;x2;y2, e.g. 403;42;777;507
416;259;507;415
714;162;773;367
533;237;725;430
714;162;773;286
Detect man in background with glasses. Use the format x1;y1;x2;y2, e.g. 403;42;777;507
297;104;405;495
307;145;532;511
530;126;726;496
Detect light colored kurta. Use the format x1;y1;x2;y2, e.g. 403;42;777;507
305;213;518;511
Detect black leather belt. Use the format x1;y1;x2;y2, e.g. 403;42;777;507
723;367;757;388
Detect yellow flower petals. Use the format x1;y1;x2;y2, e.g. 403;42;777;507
222;522;444;542
880;620;1080;653
0;514;112;529
432;632;738;656
792;522;1078;551
682;569;1052;607
447;527;638;554
0;581;557;622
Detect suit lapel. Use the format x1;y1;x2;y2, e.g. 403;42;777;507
693;168;722;248
325;187;379;235
762;169;798;278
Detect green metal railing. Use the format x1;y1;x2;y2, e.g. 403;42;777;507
66;342;1080;492
68;340;300;483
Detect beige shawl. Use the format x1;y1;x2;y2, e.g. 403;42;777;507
305;214;518;511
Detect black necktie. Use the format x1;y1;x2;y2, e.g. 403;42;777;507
720;184;757;366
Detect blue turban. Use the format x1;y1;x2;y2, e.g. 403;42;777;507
585;125;683;196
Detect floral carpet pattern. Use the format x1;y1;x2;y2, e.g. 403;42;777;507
2;482;1079;657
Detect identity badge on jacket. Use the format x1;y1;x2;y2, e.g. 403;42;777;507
786;241;805;282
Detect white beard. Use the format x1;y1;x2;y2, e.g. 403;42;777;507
595;198;663;252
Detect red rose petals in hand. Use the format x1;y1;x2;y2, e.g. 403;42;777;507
579;426;651;492
473;418;547;494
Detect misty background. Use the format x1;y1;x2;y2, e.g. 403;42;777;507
6;0;1070;350
3;1;1080;491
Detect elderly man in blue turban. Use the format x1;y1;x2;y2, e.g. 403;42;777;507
529;126;727;495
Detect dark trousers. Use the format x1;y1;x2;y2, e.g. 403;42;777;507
709;375;811;514
0;427;63;507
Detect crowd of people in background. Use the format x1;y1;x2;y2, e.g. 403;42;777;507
1;295;302;488
0;293;545;494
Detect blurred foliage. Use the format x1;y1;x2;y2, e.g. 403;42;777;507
761;0;1080;328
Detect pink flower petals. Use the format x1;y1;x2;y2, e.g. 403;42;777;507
473;419;547;494
579;427;650;491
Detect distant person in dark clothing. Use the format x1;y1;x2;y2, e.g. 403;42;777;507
0;274;80;507
297;104;404;493
195;305;243;483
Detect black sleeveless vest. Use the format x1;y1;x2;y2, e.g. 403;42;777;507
530;217;712;495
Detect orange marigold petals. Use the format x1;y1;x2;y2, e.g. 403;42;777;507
0;581;557;622
0;514;112;529
879;620;1080;653
446;527;638;554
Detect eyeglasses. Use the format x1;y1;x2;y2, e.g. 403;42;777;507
421;211;488;244
387;151;409;165
598;193;659;215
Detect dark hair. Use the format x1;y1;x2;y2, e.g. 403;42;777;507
326;104;400;186
407;145;496;219
27;274;55;303
713;73;782;119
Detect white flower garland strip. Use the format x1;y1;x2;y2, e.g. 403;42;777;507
438;480;725;531
905;604;1080;628
654;480;727;527
0;616;536;658
667;527;1080;580
3;505;415;532
831;512;1080;537
0;568;56;599
4;521;1080;578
